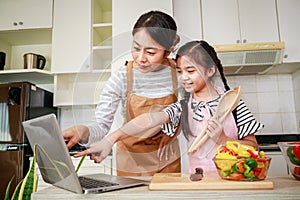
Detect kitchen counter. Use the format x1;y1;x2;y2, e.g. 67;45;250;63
32;175;300;200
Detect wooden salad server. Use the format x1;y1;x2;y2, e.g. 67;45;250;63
188;86;241;154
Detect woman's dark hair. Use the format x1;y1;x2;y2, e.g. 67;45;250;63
132;10;180;51
176;40;234;140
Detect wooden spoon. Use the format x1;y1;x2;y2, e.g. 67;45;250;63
188;86;241;154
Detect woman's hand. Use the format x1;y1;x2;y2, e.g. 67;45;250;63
62;125;90;149
206;118;224;143
152;133;174;161
74;136;114;163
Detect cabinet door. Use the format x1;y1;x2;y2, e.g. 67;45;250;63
267;152;289;176
112;0;173;72
173;0;202;42
202;0;279;45
202;0;240;45
239;0;279;43
51;0;92;73
277;0;300;63
0;0;52;31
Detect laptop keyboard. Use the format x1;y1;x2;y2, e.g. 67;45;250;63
79;176;119;189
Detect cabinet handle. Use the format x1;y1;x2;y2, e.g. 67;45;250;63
19;21;23;25
13;22;18;26
236;40;241;44
242;39;247;43
284;54;288;59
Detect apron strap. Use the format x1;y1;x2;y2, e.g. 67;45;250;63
126;61;134;122
125;59;178;121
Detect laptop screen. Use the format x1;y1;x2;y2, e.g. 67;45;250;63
23;114;83;193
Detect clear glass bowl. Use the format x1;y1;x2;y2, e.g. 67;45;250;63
278;141;300;180
213;157;271;181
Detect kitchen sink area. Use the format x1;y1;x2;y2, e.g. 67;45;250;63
257;134;300;151
256;134;300;176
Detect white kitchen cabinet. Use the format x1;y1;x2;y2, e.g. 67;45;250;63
112;0;173;72
202;0;279;45
267;151;289;176
0;0;53;83
173;0;202;43
0;0;52;31
53;72;110;106
277;0;300;63
53;0;112;106
52;0;112;73
51;0;92;73
92;0;112;72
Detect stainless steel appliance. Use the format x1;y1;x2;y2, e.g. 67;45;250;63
0;82;57;199
23;53;46;69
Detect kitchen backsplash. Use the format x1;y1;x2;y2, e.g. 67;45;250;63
59;68;300;135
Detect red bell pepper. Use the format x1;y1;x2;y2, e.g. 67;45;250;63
293;141;300;160
257;166;267;179
247;149;259;159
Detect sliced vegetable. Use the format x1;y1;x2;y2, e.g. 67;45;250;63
214;141;271;180
293;142;300;160
245;158;258;168
287;146;300;165
229;172;245;180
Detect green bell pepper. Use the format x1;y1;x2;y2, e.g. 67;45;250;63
243;163;256;179
287;146;300;165
245;158;258;168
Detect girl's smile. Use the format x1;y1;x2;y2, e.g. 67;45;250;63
176;55;218;101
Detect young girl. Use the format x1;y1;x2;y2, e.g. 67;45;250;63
74;40;264;173
63;11;182;176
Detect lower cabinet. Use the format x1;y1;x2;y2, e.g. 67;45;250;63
266;151;289;176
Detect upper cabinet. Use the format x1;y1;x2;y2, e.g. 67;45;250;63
51;0;112;74
0;0;52;31
92;0;112;72
112;0;173;72
277;0;300;63
173;0;202;43
202;0;279;45
51;0;92;73
53;0;112;105
0;0;53;86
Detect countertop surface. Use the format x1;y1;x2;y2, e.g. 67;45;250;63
32;175;300;200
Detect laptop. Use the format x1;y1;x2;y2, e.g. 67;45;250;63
22;113;146;194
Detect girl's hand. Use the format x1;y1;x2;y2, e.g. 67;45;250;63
152;133;174;161
206;118;224;143
74;136;113;163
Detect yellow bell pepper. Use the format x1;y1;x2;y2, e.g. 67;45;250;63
225;141;256;158
215;152;237;171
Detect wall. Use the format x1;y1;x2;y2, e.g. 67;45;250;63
224;72;298;135
293;69;300;130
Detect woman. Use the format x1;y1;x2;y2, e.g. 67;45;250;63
63;11;181;176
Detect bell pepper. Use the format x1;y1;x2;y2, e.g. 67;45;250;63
215;152;237;171
247;149;259;159
293;142;300;160
287;146;300;165
229;172;245;180
245;158;258;168
243;163;256;179
233;161;245;173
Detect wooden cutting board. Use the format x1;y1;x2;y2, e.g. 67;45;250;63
149;173;274;190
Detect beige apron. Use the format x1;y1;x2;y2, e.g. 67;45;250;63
116;59;181;176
